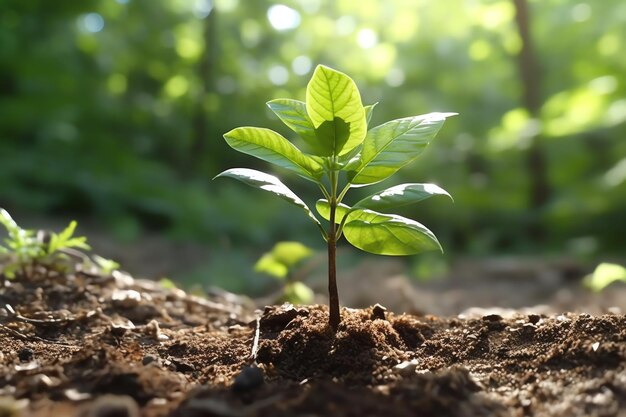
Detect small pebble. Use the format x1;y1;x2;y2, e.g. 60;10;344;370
371;303;387;321
232;366;264;392
142;355;158;366
527;314;541;324
393;359;419;376
607;306;622;315
482;314;503;322
86;395;140;417
172;359;195;373
18;347;34;362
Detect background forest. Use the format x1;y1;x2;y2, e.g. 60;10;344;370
1;0;625;293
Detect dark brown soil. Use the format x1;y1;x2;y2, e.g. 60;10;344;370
1;268;625;417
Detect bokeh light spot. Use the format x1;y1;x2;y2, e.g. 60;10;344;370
267;5;301;31
291;56;312;75
469;40;492;61
164;75;189;98
336;16;356;36
217;76;237;94
597;34;619;56
385;68;405;87
589;76;617;95
296;0;320;14
357;28;378;49
176;37;203;60
214;0;238;13
82;13;105;33
193;0;213;18
268;65;289;85
107;74;127;95
571;3;592;22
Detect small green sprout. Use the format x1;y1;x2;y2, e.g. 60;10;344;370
92;255;121;275
0;209;117;281
255;241;315;304
0;209;88;279
215;65;455;331
584;263;626;292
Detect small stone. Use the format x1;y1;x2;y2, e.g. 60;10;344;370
171;359;195;373
142;355;158;366
259;304;305;330
18;347;34;362
393;359;419;376
143;319;168;341
109;319;135;338
371;303;387;321
592;342;600;352
86;395;140;417
607;306;622;315
232;366;264;392
111;289;142;309
28;374;60;391
482;314;503;322
65;388;92;401
0;396;29;415
527;314;541;324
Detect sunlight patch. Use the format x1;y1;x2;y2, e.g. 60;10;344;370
268;5;301;31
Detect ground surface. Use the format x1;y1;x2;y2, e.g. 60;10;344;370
1;266;625;417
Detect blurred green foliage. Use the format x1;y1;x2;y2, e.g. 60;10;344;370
255;241;313;279
584;263;626;292
1;0;625;278
255;241;315;304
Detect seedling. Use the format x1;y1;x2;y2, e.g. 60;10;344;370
0;208;117;281
215;65;455;331
584;263;626;292
254;241;315;304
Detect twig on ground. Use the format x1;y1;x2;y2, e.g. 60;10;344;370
250;315;260;361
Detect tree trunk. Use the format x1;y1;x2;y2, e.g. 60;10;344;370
190;8;217;173
512;0;551;241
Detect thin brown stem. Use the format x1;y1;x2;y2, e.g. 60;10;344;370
327;161;340;332
327;206;340;332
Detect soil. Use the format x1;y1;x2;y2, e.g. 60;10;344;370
1;265;625;417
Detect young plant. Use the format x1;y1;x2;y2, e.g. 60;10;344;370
0;209;90;280
255;241;315;304
215;65;455;331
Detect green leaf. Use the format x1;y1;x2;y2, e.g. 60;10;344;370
254;242;313;280
584;263;626;292
266;99;319;149
315;199;352;224
270;241;313;267
343;209;442;255
364;103;378;126
349;112;457;186
223;127;323;182
214;168;322;229
306;65;366;156
48;221;90;254
255;253;289;279
354;183;452;212
283;281;314;304
0;209;18;235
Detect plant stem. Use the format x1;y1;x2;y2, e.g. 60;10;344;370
328;205;340;332
327;161;340;332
